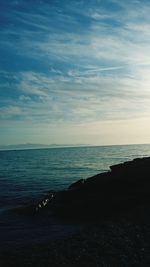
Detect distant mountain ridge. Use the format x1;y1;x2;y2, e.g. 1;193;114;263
0;143;89;151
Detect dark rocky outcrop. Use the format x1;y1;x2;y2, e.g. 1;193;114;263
16;157;150;219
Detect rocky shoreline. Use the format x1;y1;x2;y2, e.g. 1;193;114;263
17;156;150;220
2;157;150;266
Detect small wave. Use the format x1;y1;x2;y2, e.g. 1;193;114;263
12;191;56;217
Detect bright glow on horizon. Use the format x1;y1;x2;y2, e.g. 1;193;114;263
0;0;150;146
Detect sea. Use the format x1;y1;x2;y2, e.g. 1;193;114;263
0;144;150;253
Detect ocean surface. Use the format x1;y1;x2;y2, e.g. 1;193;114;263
1;144;150;252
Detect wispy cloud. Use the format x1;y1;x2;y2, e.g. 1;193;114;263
1;66;150;126
1;0;150;144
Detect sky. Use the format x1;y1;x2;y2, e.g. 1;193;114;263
0;0;150;146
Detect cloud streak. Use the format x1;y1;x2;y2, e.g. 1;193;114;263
1;0;150;145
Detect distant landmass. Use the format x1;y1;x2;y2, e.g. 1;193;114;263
0;143;89;151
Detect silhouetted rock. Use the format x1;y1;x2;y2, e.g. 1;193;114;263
16;157;150;219
69;178;85;190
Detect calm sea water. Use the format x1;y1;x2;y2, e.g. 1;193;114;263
0;144;150;251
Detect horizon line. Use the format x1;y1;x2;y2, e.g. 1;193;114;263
0;142;150;152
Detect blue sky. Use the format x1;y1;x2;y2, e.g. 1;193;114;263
1;0;150;146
